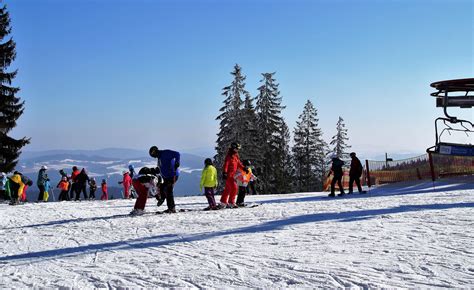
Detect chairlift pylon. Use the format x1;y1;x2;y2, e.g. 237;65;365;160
427;78;474;156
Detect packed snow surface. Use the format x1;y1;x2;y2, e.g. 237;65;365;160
1;177;473;288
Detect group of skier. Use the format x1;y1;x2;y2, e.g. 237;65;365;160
129;142;257;215
0;143;366;210
327;152;366;197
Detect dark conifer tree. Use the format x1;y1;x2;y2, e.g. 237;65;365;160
255;72;288;194
0;5;29;173
214;64;250;184
330;116;350;159
239;95;261;167
292;100;328;192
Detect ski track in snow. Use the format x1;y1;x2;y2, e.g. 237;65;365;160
0;177;473;288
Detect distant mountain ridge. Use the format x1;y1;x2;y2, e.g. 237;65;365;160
17;148;207;200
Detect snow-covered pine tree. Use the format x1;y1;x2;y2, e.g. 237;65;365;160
255;72;288;194
214;64;250;180
292;100;328;192
239;94;261;169
330;116;350;159
0;5;29;173
273;120;292;193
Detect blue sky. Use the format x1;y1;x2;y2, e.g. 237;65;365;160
6;0;473;156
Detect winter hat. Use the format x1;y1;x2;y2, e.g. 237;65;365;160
72;166;78;171
41;165;48;170
149;146;159;158
102;179;106;183
231;142;241;150
204;158;213;166
350;152;356;157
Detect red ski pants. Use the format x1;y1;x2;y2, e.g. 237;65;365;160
220;177;238;205
132;180;148;210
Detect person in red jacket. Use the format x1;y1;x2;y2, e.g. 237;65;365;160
100;179;108;200
220;142;244;208
119;171;132;199
348;152;366;194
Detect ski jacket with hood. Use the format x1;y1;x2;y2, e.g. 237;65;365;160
157;150;181;179
200;165;218;191
349;157;363;177
36;169;48;187
234;168;256;187
223;150;244;177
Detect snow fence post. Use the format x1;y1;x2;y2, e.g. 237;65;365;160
365;159;371;188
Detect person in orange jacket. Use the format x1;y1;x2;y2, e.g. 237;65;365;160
235;160;257;206
57;176;70;201
220;142;244;208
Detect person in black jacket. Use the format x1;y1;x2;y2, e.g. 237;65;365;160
75;168;90;201
328;155;345;197
349;152;366;194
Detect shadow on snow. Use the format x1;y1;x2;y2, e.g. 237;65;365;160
1;201;472;264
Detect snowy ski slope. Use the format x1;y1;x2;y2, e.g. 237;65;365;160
1;176;473;288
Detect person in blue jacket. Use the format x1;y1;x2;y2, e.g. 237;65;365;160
149;146;180;213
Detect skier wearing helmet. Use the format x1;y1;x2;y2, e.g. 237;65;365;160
118;170;132;199
149;146;181;213
220;142;244;208
36;165;49;201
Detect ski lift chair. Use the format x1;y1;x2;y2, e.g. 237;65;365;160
427;78;474;156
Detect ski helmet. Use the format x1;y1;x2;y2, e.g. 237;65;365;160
204;158;213;166
350;152;356;157
149;146;159;158
41;165;48;170
243;160;251;167
230;142;241;150
128;164;134;170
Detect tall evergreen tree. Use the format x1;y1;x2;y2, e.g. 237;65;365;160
214;64;250;179
292;100;328;192
330;116;350;159
239;95;261;167
273;120;292;193
255;72;287;194
0;5;29;173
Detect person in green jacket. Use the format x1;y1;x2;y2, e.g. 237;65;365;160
200;158;218;210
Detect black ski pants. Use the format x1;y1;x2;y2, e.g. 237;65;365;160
349;175;362;193
75;183;88;200
331;174;344;194
237;186;247;205
159;178;176;210
37;184;46;201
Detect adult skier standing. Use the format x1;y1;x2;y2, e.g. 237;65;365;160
220;142;244;208
36;165;49;201
348;152;366;194
149;146;181;213
328;154;345;197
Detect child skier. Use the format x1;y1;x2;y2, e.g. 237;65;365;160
57;176;70;201
100;179;108;200
89;177;97;200
130;167;162;216
43;179;50;202
235;160;257;207
200;158;218;210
